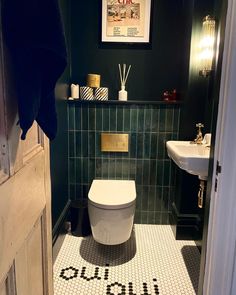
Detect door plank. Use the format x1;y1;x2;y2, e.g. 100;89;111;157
0;281;7;295
15;218;44;295
0;151;46;283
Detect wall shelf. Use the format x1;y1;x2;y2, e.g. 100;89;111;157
67;99;183;106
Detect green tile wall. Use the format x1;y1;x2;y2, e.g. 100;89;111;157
68;102;181;224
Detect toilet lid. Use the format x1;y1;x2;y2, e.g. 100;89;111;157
88;180;136;209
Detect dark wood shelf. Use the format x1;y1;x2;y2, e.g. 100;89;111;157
67;99;183;106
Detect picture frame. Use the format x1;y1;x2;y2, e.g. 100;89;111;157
101;0;152;43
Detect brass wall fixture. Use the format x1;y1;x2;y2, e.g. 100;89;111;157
101;133;129;152
199;15;216;77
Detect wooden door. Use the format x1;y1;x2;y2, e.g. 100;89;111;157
0;9;53;295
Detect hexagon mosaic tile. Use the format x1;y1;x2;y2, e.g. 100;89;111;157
54;225;200;295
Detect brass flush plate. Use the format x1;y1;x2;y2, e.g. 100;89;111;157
101;133;129;152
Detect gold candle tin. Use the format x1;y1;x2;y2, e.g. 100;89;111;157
87;74;101;88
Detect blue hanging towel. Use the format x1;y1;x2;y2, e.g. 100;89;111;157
1;0;67;140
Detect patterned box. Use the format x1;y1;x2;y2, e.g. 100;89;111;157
95;87;108;101
80;87;94;100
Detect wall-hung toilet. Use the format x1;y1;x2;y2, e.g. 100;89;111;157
88;179;136;245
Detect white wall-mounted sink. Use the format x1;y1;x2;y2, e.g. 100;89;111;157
166;141;210;180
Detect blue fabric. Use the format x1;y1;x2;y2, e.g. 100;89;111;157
2;0;67;140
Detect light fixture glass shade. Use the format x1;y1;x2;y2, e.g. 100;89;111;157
199;16;216;77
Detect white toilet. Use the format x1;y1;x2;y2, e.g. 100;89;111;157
88;179;136;245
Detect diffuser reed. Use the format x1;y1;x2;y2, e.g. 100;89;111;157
118;63;131;101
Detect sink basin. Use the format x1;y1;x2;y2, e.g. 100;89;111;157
166;141;210;180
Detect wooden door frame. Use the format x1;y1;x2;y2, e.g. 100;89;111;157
201;0;236;293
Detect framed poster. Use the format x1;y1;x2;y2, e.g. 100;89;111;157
101;0;152;43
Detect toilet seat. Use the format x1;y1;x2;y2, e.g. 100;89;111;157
88;179;136;210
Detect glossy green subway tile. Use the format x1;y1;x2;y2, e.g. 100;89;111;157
150;160;157;185
69;131;75;158
134;211;141;224
148;186;156;211
81;131;88;157
116;106;124;131
147;211;156;224
156;160;164;186
137;133;144;158
130;133;137;158
115;160;123;179
130;108;138;132
81;106;89;131
160;212;170;225
135;160;143;185
141;186;149;210
143;133;151;159
109;107;117;131
143;160;150;185
122;159;130;179
75;158;82;184
124;108;131;131
129;159;136;179
68;104;181;225
102;107;109;131
108;158;116;179
95;106;103;131
75;106;81;131
137;108;145;132
165;108;174;132
88;158;95;183
157;133;166;159
102;158;109;179
75;131;82;157
163;133;173;159
88;132;95;157
95;158;102;177
154;212;162;224
82;158;89;184
155;187;163;211
173;107;180;132
151;108;159;132
68;105;75;130
88;107;96;131
150;133;157;159
141;211;148;224
95;132;102;157
136;185;142;210
144;108;152;132
159;107;166;132
81;185;89;199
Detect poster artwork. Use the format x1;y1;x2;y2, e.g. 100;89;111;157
106;0;146;38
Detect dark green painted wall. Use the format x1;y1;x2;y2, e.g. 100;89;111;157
68;101;181;224
50;0;71;229
71;0;193;101
179;0;215;140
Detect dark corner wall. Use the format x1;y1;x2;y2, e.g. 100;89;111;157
71;0;192;101
50;0;71;235
172;0;221;242
179;0;215;140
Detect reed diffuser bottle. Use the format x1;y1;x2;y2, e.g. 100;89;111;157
118;63;131;101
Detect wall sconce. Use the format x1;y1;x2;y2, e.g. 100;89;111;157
199;15;216;77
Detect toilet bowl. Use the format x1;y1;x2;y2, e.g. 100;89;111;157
88;179;136;245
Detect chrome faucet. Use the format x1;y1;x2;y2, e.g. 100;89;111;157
194;123;204;144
